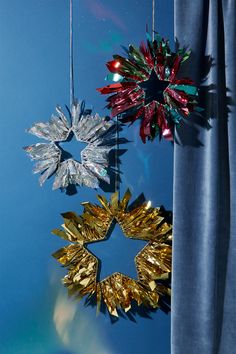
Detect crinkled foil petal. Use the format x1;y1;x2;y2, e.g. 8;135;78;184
53;244;98;297
52;159;100;190
27;108;70;142
24;143;61;186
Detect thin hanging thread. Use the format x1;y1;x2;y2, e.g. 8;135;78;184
152;0;155;41
70;0;75;109
70;0;119;194
115;115;120;197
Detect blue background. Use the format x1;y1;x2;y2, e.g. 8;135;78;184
0;1;173;353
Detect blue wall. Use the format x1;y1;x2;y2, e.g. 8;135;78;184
0;1;173;353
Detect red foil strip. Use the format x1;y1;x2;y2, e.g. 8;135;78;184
169;56;182;81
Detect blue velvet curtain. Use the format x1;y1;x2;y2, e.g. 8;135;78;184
172;1;236;353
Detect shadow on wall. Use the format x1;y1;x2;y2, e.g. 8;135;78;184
84;277;171;325
175;42;234;147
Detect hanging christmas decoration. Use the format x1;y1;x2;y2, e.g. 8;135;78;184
24;101;116;190
97;32;199;142
24;0;119;191
52;189;172;317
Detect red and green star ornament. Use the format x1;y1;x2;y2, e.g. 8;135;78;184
97;32;200;143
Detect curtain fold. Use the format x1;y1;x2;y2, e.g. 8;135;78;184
172;1;236;353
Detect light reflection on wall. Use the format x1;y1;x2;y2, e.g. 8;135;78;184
82;31;124;54
54;292;77;346
86;0;128;32
53;290;117;354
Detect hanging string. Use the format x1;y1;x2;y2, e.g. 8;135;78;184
70;0;119;194
70;0;75;109
115;115;120;197
152;0;155;41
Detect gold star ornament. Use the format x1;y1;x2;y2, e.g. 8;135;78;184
52;189;172;317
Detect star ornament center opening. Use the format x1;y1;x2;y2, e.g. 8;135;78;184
86;216;147;280
139;70;169;105
52;189;172;317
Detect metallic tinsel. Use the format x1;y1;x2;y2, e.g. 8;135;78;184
52;189;172;317
24;100;116;190
97;32;200;142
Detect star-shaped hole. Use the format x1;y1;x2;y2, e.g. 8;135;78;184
86;219;147;281
56;131;86;162
139;70;169;105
